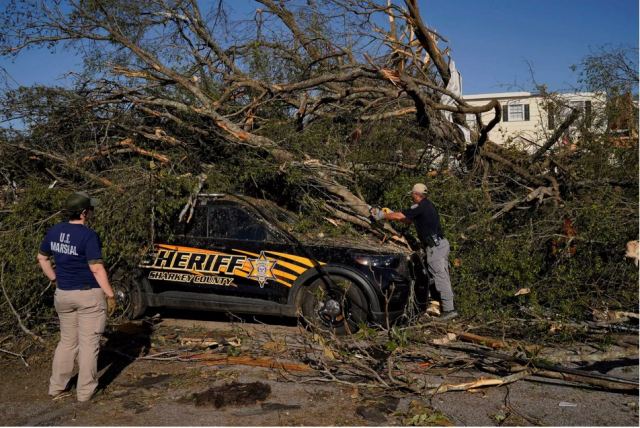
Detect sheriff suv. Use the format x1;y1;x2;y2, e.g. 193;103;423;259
121;194;428;334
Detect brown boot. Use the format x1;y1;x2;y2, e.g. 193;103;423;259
426;300;441;316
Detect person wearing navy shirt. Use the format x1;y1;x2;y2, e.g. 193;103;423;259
371;183;457;321
37;191;116;402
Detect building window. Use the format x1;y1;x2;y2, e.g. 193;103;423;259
569;101;583;110
509;104;524;121
465;113;476;128
550;100;592;129
502;103;530;122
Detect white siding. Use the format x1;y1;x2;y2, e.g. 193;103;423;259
462;92;605;152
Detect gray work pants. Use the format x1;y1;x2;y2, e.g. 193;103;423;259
425;238;454;312
49;288;106;401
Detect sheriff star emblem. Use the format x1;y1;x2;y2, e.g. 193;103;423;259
248;252;276;288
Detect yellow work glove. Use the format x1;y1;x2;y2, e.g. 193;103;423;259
370;207;393;221
107;296;116;317
370;207;384;221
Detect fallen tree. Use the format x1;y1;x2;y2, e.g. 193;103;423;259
0;1;637;336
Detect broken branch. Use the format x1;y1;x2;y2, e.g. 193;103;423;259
0;263;45;344
531;108;580;162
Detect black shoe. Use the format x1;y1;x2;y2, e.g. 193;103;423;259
435;310;458;322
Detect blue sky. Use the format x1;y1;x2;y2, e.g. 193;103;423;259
425;0;638;93
0;0;637;94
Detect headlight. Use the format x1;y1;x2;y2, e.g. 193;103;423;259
353;254;400;269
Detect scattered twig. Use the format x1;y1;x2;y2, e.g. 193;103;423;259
441;343;639;392
0;348;29;367
432;369;533;394
0;263;45;344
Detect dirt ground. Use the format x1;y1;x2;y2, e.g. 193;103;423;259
1;315;638;426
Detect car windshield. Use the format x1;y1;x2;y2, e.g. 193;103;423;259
207;204;272;241
217;195;411;253
233;196;298;227
264;204;297;226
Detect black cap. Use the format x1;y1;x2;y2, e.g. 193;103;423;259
65;191;97;212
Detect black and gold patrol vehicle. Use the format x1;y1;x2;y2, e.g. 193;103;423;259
126;194;428;334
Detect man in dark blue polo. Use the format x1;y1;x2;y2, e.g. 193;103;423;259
371;183;457;321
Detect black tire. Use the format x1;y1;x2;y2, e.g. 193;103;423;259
300;274;368;335
111;277;147;321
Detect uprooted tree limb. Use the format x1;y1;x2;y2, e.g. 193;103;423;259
1;1;620;253
0;0;525;236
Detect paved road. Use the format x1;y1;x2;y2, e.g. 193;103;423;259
1;316;637;426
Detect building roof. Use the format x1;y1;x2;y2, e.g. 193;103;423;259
463;92;532;100
463;91;601;101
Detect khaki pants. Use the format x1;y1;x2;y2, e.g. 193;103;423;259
49;288;106;401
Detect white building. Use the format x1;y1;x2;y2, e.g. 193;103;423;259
463;91;606;150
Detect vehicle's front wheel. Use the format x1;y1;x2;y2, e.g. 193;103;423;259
111;274;148;321
300;274;368;335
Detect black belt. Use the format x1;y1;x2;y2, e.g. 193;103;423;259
59;286;96;291
423;235;444;248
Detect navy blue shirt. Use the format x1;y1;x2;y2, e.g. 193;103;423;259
402;199;444;246
39;223;102;290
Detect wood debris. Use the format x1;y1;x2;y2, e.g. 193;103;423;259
433;370;532;394
432;333;457;345
454;331;508;349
